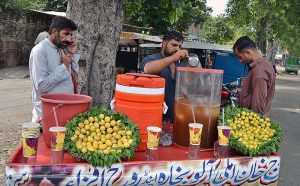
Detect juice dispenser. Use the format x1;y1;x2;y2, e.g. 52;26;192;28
173;67;223;148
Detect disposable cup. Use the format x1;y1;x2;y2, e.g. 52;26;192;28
146;126;161;150
49;126;66;164
49;127;66;151
188;123;203;145
22;122;40;159
217;126;231;146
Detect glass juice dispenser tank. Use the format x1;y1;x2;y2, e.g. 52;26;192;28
173;67;223;148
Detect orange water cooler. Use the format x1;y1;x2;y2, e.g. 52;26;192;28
114;73;165;151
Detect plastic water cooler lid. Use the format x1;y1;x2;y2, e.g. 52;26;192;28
116;73;165;88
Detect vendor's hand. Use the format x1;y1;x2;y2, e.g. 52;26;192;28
234;88;241;94
172;49;188;62
66;40;77;54
60;49;72;69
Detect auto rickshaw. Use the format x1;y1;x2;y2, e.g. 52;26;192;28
285;56;299;75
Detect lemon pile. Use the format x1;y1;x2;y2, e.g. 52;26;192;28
227;111;275;150
65;108;140;167
71;114;133;154
220;107;282;156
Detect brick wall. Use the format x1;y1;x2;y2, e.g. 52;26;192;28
0;9;53;68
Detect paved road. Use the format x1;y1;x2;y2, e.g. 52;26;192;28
0;66;299;185
271;67;300;186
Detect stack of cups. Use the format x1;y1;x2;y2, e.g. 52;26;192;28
159;118;173;146
188;123;203;159
146;126;161;161
22;122;40;163
49;126;66;163
215;126;231;158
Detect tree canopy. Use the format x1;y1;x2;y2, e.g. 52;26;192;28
2;0;300;56
194;0;300;57
124;0;211;34
201;15;234;45
223;0;300;56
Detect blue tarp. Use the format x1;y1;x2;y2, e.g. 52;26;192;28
213;53;249;84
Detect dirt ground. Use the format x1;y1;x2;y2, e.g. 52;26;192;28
0;67;32;184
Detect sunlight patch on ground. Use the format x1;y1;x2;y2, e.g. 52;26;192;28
275;85;300;91
272;107;300;114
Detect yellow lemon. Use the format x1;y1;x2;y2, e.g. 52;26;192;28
105;140;113;147
80;128;86;134
87;146;95;152
113;126;119;133
91;132;97;137
90;126;96;132
94;135;100;141
105;134;112;140
75;130;80;135
78;123;84;128
99;144;105;150
81;147;87;153
79;134;85;140
104;116;111;123
100;126;106;131
88;117;94;123
110;120;117;126
94;122;100;129
107;128;113;134
105;123;111;128
116;134;121;139
84;119;89;125
84;125;90;131
126;131;132;136
99;120;105;126
99;114;105;119
93;142;99;149
103;149;110;154
117;120;121;125
128;139;133;144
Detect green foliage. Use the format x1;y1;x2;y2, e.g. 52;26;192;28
202;16;234;45
276;0;300;56
125;0;211;34
0;0;67;11
0;0;46;10
225;0;300;56
65;107;141;167
43;0;67;11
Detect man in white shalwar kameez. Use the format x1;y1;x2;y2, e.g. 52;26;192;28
29;16;80;123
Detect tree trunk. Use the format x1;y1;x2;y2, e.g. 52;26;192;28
266;38;279;64
255;20;267;55
66;0;125;107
